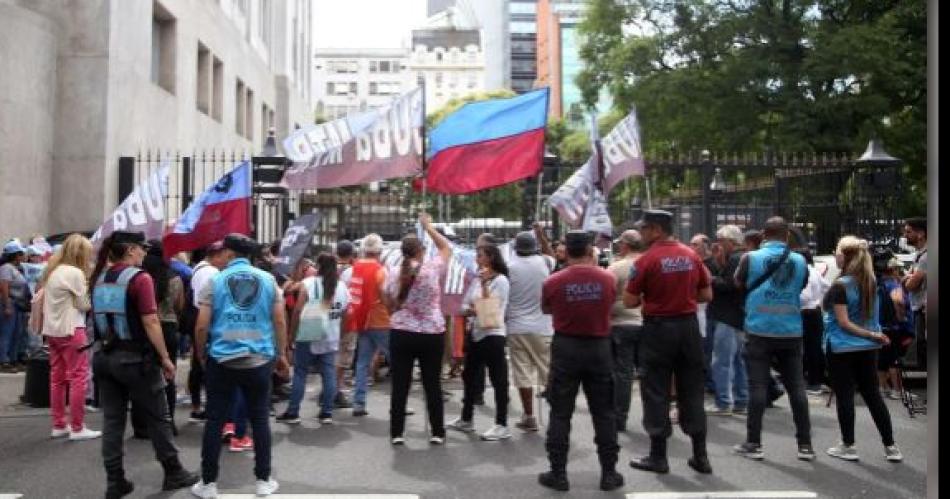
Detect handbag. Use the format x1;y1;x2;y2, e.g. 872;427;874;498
473;278;501;330
296;278;330;343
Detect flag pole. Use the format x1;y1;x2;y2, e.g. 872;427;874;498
535;169;544;223
418;75;428;214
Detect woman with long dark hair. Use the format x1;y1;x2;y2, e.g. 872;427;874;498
280;253;350;424
823;235;902;463
448;244;512;441
384;213;452;445
142;241;185;432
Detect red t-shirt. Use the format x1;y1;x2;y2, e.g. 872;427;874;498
542;264;616;338
625;240;710;317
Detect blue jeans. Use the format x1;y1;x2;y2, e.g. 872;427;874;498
287;343;336;417
353;330;390;409
202;358;273;482
0;310;22;364
711;321;748;409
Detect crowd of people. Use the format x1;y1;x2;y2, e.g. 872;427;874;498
4;211;928;497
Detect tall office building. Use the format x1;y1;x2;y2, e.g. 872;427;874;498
314;48;413;120
537;0;599;122
509;0;538;94
425;0;509;91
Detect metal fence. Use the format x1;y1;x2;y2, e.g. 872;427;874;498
122;147;903;255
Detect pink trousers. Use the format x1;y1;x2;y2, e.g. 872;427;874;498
48;328;89;432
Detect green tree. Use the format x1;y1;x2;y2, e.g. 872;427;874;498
577;0;926;215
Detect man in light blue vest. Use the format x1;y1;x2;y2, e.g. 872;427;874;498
192;234;289;498
732;217;814;462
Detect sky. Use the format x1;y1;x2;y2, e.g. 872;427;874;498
313;0;429;49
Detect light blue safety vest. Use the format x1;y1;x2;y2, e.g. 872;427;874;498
208;258;277;362
743;241;807;338
93;267;142;341
823;276;881;353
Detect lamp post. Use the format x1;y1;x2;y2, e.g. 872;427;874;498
251;127;291;242
700;149;713;236
853;137;902;246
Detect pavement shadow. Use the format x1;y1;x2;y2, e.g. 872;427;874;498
282;421;353;449
756;455;924;498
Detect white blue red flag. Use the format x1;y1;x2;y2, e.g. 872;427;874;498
163;161;252;257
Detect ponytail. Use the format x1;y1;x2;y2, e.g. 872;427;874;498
396;235;423;307
316;253;338;305
836;236;876;321
89;235;114;290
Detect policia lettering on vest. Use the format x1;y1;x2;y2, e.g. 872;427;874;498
90;231;199;499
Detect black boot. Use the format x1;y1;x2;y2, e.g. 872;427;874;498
630;437;669;474
160;457;200;491
104;478;134;499
600;468;624;491
689;433;713;474
538;471;570;491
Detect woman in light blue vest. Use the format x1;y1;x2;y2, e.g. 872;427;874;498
822;236;902;463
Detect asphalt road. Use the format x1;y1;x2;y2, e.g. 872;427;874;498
0;365;928;499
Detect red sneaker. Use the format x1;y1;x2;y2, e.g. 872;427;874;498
222;422;235;438
229;435;252;452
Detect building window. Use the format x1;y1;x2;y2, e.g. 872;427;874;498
369;60;378;73
211;56;223;122
196;42;211;114
435;50;444;62
151;1;176;94
467;74;477;89
328;60;358;74
509;1;537;14
435;72;443;88
510;21;537;34
327;82;357;96
235;79;246;136
380;60;392;73
245;87;254;141
259;0;272;48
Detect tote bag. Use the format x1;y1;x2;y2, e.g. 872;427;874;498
296;278;330;343
473;278;501;330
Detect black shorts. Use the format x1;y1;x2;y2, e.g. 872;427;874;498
877;330;910;370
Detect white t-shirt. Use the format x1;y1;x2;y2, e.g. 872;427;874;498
504;254;554;336
461;274;510;341
303;276;351;355
191;261;219;308
800;265;831;310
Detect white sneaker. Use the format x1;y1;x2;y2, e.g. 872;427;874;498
429;435;445;445
51;427;69;438
480;424;512;441
447;417;475;433
255;477;279;496
391;436;406;445
191;480;218;498
885;445;904;462
827;443;859;461
68;426;102;441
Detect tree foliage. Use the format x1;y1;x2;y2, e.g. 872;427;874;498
576;0;927;215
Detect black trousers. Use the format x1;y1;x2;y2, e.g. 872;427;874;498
828;349;895;446
914;310;927;370
610;324;642;429
94;350;178;486
132;323;179;433
461;335;508;425
801;309;825;386
389;329;445;438
639;316;707;439
745;335;811;446
545;335;618;473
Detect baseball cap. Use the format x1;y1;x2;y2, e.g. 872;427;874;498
223;233;258;256
2;241;26;256
613;229;642;247
514;231;538;255
26;245;45;257
636;209;673;229
110;231;148;248
564;230;592;252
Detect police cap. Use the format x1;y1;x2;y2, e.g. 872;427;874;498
637;210;674;232
111;231;148;248
223;233;258;256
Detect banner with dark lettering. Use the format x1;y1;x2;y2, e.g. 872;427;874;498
91;162;170;248
273;213;320;277
282;88;423;189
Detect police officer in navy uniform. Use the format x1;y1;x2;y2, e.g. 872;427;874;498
192;234;290;498
90;231;199;499
623;210;714;475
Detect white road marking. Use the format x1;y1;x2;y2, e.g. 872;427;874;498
0;494;24;499
627;492;817;499
217;495;419;499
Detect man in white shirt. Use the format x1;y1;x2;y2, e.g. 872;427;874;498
504;231;555;432
187;241;228;422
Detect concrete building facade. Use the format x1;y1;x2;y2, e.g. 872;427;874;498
313;48;413;121
426;0;510;92
409;27;486;111
0;0;315;241
509;0;538;94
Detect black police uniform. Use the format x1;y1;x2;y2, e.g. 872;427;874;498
91;232;196;498
627;211;712;475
